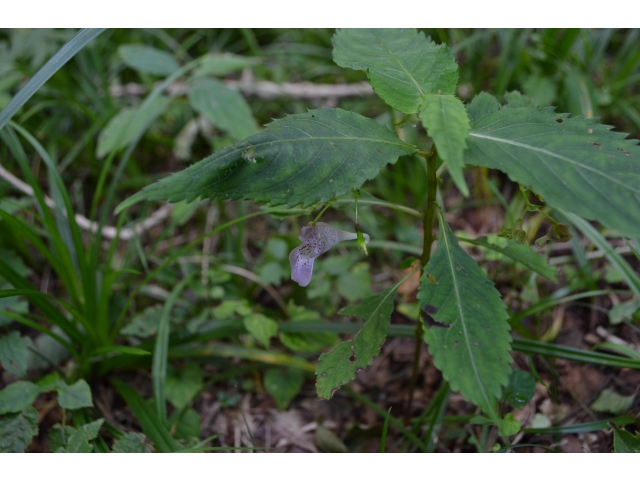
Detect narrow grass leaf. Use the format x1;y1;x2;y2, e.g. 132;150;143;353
116;108;417;212
459;235;558;282
524;415;633;435
418;210;512;414
0;29;104;131
380;408;391;452
563;211;640;297
333;29;458;114
111;379;182;453
419;94;470;195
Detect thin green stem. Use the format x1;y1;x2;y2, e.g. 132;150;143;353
311;199;337;225
405;151;439;424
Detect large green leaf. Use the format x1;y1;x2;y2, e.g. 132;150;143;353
417;212;512;413
264;367;304;410
419;94;470;195
613;425;640;453
316;285;398;399
116;108;416;212
0;406;38;452
332;29;458;114
464;93;640;237
188;78;259;140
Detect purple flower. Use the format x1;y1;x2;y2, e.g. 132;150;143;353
289;222;370;287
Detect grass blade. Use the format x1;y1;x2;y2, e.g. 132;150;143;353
0;29;105;131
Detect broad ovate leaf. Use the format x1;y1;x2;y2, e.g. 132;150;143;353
116;108;417;212
419;94;470;195
316;285;398;399
465;94;640;237
119;45;179;76
418;214;512;412
188;78;259;140
333;29;458;114
0;406;38;453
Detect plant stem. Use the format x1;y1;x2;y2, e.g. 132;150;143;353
405;151;439;424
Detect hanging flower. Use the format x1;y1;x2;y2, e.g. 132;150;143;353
289;222;370;287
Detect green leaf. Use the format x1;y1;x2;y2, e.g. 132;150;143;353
591;388;635;415
0;406;38;452
333;29;458;114
613;425;640;453
193;53;259;77
464;102;640;237
336;263;372;303
119;45;180;76
49;424;76;452
165;362;203;410
0;331;32;377
459;235;558;282
116;108;416;212
55;379;93;410
608;299;640;325
112;432;152;453
417;211;512;412
466;92;501;124
280;303;338;353
171;407;201;440
503;370;536;409
243;313;279;348
316;285;398;399
56;419;104;453
499;413;521;436
121;305;163;338
264;367;304;410
0;381;41;414
97;95;172;158
188;78;259;140
419;94;470;195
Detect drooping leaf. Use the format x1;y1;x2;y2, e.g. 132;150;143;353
116;108;416;212
165;362;203;410
0;381;41;414
243;313;279;348
332;29;458;114
316;285;398;399
264;367;304;410
459;235;558;282
464;97;640;237
0;331;32;377
418;212;512;413
54;379;93;410
112;432;152;453
419;93;470;195
0;406;38;452
613;425;640;453
119;45;179;76
502;369;536;409
591;388;635;416
97;95;172;158
188;78;259;140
